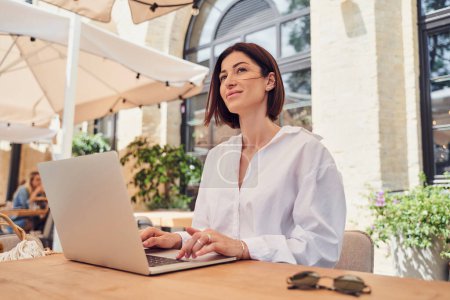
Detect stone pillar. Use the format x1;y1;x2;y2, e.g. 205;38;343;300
144;8;193;146
401;0;422;188
311;0;421;226
311;0;382;226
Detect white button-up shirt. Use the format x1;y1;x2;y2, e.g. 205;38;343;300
177;126;346;267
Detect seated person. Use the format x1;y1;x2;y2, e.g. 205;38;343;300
9;171;47;232
140;43;346;267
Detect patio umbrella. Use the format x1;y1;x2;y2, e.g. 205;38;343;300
0;0;209;139
40;0;200;24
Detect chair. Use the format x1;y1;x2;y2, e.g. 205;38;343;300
0;234;21;253
135;216;153;230
335;230;374;273
38;212;54;248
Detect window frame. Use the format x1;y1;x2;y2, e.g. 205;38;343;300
418;1;450;184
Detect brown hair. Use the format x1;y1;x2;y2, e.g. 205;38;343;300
204;42;285;129
25;171;40;193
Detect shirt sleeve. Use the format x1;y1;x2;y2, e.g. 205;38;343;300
242;163;346;268
12;186;30;209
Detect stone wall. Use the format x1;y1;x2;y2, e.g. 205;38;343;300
311;0;422;275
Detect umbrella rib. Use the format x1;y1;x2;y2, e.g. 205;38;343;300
78;64;121;94
0;39;53;75
18;47;59;114
180;82;196;99
1;57;61;74
47;44;121;94
0;35;18;69
31;95;45;119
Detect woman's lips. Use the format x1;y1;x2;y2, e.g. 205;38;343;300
226;91;242;99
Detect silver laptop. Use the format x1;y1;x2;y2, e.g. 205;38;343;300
38;151;236;275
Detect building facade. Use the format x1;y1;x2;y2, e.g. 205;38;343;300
132;0;449;274
2;0;448;275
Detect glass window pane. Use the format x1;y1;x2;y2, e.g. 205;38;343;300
428;30;450;176
431;87;450;127
421;0;450;14
245;27;277;57
213;124;240;145
281;107;312;131
214;38;241;58
186;94;209;151
281;69;312;129
187;94;207;123
273;0;309;15
186;47;211;68
433;129;450;175
281;16;310;57
428;31;450;82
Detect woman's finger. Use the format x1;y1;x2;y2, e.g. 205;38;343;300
195;243;216;257
143;237;159;248
140;227;161;241
190;234;210;258
181;236;198;258
186;227;201;236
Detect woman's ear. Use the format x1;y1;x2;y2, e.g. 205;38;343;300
266;72;276;91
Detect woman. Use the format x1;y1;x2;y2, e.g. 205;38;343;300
11;171;46;231
141;43;346;267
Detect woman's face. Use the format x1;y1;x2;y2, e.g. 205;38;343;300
219;51;273;115
31;174;41;189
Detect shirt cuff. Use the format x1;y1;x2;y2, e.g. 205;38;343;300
242;235;297;264
173;231;191;246
242;236;272;261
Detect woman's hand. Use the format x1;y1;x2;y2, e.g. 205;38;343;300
140;227;182;249
176;227;249;260
29;185;45;202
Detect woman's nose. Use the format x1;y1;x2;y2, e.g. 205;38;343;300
224;75;237;87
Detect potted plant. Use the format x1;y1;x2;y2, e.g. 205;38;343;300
367;174;450;280
120;137;202;210
72;132;111;156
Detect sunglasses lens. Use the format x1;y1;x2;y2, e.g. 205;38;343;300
334;275;365;293
289;271;319;288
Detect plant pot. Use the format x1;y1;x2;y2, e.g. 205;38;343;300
391;235;449;281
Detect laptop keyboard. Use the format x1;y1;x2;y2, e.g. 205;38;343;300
146;255;184;267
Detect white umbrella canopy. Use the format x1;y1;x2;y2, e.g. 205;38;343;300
0;0;209;135
40;0;200;24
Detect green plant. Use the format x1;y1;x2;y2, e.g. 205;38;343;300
72;132;111;156
367;174;450;258
120;137;202;210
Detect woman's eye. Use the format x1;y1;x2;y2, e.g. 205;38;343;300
237;67;247;73
219;75;227;82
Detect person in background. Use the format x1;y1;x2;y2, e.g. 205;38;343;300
10;171;47;232
140;43;346;267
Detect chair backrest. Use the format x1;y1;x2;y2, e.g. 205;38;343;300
335;230;374;273
42;212;53;239
0;234;21;253
135;216;153;230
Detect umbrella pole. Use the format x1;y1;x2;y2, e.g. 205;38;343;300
61;14;81;160
53;14;81;252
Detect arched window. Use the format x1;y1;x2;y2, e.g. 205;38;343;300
183;0;311;154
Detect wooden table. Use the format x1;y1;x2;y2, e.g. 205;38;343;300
1;254;449;300
0;208;48;218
